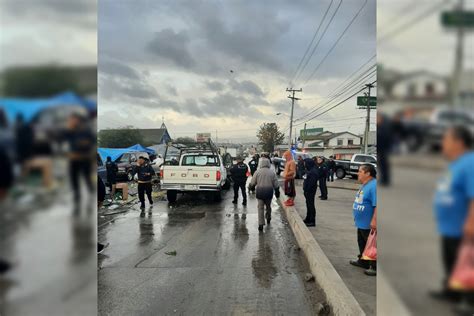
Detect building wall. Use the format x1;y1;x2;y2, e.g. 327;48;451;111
392;74;447;99
327;133;362;146
305;147;362;159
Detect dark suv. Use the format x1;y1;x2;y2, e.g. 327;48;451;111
116;152;150;181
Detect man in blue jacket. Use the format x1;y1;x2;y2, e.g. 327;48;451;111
303;158;319;227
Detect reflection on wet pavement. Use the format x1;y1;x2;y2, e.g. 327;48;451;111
98;190;325;315
0;187;97;316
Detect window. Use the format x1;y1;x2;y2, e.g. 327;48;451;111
348;139;354;145
353;155;365;162
425;83;435;96
119;153;130;163
407;83;416;98
337;139;343;146
366;156;376;164
182;155;219;166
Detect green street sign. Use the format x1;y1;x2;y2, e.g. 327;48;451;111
357;96;376;107
301;128;323;138
442;11;474;28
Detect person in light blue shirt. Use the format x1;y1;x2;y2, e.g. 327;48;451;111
431;126;474;306
350;164;377;276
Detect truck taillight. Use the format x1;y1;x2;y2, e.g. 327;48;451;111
160;169;164;178
216;171;221;181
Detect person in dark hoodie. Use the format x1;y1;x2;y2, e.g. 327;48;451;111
230;156;249;205
132;156;156;209
105;156;119;198
249;158;280;231
303;158;319;227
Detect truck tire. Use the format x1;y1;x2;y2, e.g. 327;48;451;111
212;191;222;202
167;190;178;203
222;179;231;190
336;168;346;179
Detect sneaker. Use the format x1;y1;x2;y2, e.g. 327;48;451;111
350;259;369;269
149;200;153;205
242;201;247;206
266;218;271;225
140;204;145;209
232;200;237;204
258;225;264;231
364;267;376;276
0;259;12;274
429;289;462;303
305;222;315;227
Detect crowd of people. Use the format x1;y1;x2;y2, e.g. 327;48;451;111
229;150;377;277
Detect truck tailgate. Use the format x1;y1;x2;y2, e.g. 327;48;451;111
161;166;219;185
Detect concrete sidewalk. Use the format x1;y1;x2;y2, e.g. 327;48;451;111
291;180;376;315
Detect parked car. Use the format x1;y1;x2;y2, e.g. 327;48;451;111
425;108;474;151
116;151;151;181
97;154;108;186
334;154;377;179
160;142;231;202
273;151;312;176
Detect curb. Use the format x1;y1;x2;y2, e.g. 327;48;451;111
327;183;358;191
278;197;366;316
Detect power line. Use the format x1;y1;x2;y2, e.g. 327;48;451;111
295;65;376;121
303;0;369;86
295;80;377;127
288;0;335;87
378;0;453;43
292;0;343;86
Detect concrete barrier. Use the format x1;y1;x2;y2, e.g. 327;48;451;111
278;197;366;315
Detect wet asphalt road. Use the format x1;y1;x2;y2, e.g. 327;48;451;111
98;188;325;315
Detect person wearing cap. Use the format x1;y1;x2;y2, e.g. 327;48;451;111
105;156;118;199
230;156;249;205
132;156;155;209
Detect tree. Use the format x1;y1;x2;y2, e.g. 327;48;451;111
256;123;285;153
2;65;80;97
98;127;144;148
174;137;196;145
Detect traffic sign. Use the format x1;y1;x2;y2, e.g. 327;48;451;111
442;11;474;28
357;96;376;107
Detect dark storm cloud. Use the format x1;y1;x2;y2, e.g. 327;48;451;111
1;0;96;28
229;79;266;97
98;0;376;128
147;29;195;69
99;58;140;80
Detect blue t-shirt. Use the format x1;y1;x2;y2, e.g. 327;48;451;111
353;179;377;229
433;152;474;237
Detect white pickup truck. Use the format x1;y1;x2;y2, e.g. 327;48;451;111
160;144;231;202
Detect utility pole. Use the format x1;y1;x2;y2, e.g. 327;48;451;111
216;130;218;144
363;83;374;154
452;0;465;108
302;123;307;149
286;88;302;150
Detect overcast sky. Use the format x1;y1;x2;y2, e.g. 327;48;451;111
97;0;377;142
2;1;469;143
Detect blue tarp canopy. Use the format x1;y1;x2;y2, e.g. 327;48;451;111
0;91;96;123
98;144;156;162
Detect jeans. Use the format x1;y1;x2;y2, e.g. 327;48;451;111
138;182;153;207
233;182;247;202
319;178;327;199
304;190;316;223
257;199;272;225
69;159;93;204
327;169;334;182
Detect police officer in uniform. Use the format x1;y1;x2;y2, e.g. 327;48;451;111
230;156;249;205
